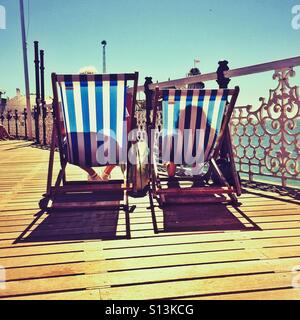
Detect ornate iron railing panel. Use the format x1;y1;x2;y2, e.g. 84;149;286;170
230;68;300;188
0;105;53;145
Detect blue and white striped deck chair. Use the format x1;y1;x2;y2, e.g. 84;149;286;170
150;86;240;206
41;72;139;214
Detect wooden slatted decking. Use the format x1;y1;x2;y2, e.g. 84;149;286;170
0;140;300;300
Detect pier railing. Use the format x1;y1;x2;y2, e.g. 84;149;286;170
1;104;53;146
1;57;300;188
230;68;299;188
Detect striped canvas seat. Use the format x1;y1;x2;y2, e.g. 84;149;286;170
159;89;229;165
149;85;241;208
56;74;133;167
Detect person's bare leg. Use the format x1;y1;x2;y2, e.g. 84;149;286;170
80;166;102;181
81;167;97;176
101;165;116;181
166;162;179;188
167;162;176;178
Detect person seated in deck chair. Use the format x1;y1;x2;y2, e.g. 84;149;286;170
165;68;206;180
59;66;130;182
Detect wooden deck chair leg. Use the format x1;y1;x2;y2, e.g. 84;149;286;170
225;128;242;196
40;125;57;210
149;189;159;234
210;158;229;187
123;190;131;239
46;125;58;194
228;191;238;204
123;162;131;239
210;158;238;204
54;164;67;190
202;129;231;185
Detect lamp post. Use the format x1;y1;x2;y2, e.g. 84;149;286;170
0;90;6;113
19;0;32;139
188;61;205;89
101;40;107;74
34;41;40;144
0;90;5;99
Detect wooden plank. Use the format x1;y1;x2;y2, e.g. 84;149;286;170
0;215;126;234
164;196;227;204
102;238;300;260
3;289;101;300
0;251;104;268
52;201;125;210
0;273;108;298
105;258;300;288
102;249;267;272
158;187;235;195
134;55;300;91
0;224;127;241
0;239;94;249
51;182;131;194
261;246;300;259
4;261;107;282
0;241;103;258
102;228;300;250
100;272;294;300
180;288;300;300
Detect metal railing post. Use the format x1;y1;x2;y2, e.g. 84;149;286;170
23;108;28;140
34;106;39;143
14;110;19;139
40;49;47;146
144;77;154;129
34;41;41;144
0;112;4;125
7;110;11;135
216;61;231;160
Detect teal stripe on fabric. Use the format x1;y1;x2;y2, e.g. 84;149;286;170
122;84;128;153
206;90;229;159
195;90;205;130
215;90;229;134
173;90;181;130
123;83;127;121
204;90;217;153
95;78;104;149
162;90;169;135
64;78;79;165
110;79;118;140
59;84;72;162
184;91;194;129
192;90;206;157
80;77;92;166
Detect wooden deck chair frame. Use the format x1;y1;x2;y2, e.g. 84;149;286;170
148;86;241;210
40;72;139;218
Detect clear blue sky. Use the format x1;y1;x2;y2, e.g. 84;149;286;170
1;0;300;106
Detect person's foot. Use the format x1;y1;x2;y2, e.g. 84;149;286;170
88;171;112;182
100;171;111;182
192;177;206;188
167;163;176;177
87;173;103;182
167;176;180;188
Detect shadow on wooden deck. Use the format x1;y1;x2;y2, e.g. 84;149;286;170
243;181;300;202
152;203;260;233
14;208;129;243
13;200;260;244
